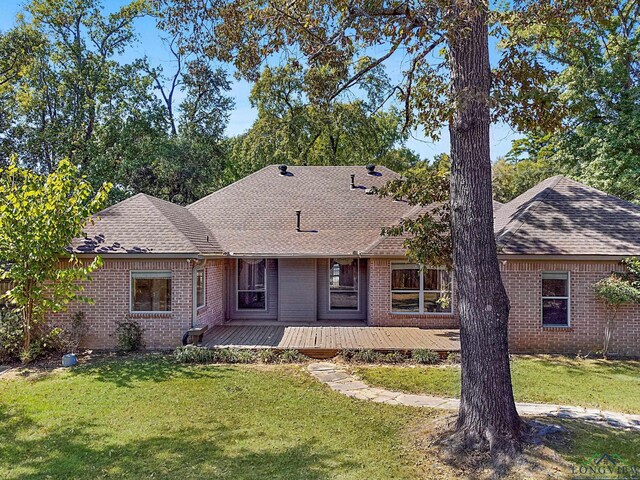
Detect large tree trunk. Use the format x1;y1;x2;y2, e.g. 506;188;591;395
448;0;523;459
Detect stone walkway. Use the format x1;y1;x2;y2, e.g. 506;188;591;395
308;362;640;431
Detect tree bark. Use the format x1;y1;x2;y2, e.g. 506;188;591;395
448;0;523;459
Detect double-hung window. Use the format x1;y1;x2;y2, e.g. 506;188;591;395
329;258;359;310
131;271;172;313
541;272;570;326
391;264;452;313
196;269;205;309
237;259;267;310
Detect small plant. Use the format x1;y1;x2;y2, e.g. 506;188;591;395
114;319;144;351
258;349;279;363
0;306;23;362
349;349;382;363
594;273;640;358
446;352;461;364
381;351;407;363
64;311;89;354
174;345;215;363
412;349;440;364
233;349;257;364
279;349;304;363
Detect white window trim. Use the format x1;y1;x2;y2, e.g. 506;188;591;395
195;268;206;310
329;258;360;312
130;270;172;314
236;258;268;311
541;271;571;327
390;263;453;315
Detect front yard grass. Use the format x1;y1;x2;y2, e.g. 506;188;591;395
354;355;640;414
0;357;435;480
1;355;639;479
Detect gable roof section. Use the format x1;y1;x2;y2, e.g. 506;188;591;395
187;165;414;256
73;193;221;255
495;176;640;256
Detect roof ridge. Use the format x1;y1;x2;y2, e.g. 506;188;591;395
140;195;202;253
496;176;563;248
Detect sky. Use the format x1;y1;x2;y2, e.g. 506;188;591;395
0;0;522;161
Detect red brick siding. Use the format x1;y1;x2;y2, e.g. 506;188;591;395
51;259;196;350
368;259;459;328
368;258;640;356
502;260;639;356
196;259;226;328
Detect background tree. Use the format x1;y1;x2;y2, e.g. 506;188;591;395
225;63;419;181
0;0;234;205
158;0;551;460
0;158;110;362
499;0;640;203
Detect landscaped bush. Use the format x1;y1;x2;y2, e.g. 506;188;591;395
114;320;144;351
446;352;461;364
412;349;440;364
0;306;23;362
279;349;305;363
174;346;309;364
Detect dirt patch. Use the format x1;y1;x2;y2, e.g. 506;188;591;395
405;415;572;479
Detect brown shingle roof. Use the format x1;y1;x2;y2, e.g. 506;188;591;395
187;165;414;256
495;176;640;256
73;193;221;255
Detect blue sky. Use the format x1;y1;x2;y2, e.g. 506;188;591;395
0;0;521;161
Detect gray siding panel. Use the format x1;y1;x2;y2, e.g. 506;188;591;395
317;258;368;321
278;258;317;322
227;259;278;320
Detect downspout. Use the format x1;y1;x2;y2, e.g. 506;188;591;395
190;259;206;328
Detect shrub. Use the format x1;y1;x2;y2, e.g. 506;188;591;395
446;352;461;364
174;345;215;363
381;351;407;363
114;320;144;351
233;349;257;364
63;311;88;354
279;349;305;363
412;349;440;364
258;349;279;363
0;306;23;361
348;349;382;363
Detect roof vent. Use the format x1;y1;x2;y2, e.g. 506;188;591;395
279;165;288;176
366;164;377;175
350;174;356;190
295;209;301;232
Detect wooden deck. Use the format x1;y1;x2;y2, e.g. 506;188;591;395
202;324;460;358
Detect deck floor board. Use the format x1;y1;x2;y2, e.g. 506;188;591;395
202;325;460;352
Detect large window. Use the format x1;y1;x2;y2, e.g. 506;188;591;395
542;272;570;326
329;258;359;310
391;264;452;313
131;271;172;313
196;269;205;309
238;259;267;310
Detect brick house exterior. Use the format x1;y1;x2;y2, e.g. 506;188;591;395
53;166;640;354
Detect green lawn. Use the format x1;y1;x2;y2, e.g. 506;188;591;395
354;356;640;414
1;356;639;479
0;358;433;480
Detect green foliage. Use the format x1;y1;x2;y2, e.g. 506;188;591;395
63;311;89;354
174;346;307;364
411;349;440;365
0;158;110;359
114;320;144;352
0;0;232;205
0;307;23;362
621;257;640;288
492;155;563;203
501;0;640;204
377;159;452;268
224;63;418;183
594;276;640;307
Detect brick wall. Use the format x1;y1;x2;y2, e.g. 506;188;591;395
368;258;640;356
51;258;199;350
368;259;460;328
502;259;639;356
196;259;226;328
